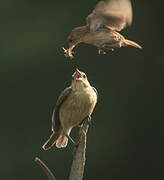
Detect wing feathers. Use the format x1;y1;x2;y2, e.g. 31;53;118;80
87;0;133;32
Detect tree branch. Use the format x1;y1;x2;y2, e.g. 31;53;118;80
35;119;89;180
69;120;89;180
35;157;56;180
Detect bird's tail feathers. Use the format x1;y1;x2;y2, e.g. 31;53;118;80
124;39;142;49
56;129;71;148
42;131;60;150
42;129;72;150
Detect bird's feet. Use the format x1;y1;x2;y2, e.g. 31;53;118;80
102;42;122;51
79;115;92;127
62;47;75;59
64;132;78;147
98;49;107;55
86;115;92;126
79;115;92;134
73;116;92;154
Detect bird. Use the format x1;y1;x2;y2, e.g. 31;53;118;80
63;0;142;59
42;69;98;150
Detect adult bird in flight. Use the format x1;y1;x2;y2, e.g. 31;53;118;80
63;0;142;59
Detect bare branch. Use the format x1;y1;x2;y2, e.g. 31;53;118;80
35;157;56;180
69;120;89;180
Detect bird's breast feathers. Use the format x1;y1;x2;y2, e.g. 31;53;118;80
59;87;97;127
68;87;97;108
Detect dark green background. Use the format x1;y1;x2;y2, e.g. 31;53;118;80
1;0;163;179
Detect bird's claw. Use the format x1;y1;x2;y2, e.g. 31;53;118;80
62;47;75;59
79;115;92;127
64;131;78;147
98;49;107;55
86;115;92;126
73;116;92;154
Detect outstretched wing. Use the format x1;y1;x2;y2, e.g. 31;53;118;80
51;87;72;132
86;0;133;32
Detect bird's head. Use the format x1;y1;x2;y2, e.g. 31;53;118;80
62;26;89;59
71;69;91;90
68;27;86;46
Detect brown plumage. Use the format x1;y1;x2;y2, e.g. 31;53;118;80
42;69;98;150
63;0;142;59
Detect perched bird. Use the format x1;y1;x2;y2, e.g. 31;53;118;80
42;69;98;150
63;0;142;59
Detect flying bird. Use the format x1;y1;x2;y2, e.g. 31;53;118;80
63;0;142;59
42;69;98;150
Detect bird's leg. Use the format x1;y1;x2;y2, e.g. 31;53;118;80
98;48;107;55
73;116;92;153
80;115;92;135
79;115;92;127
86;115;92;125
102;42;122;50
63;131;78;147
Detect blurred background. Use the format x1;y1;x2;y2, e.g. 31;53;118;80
0;0;164;179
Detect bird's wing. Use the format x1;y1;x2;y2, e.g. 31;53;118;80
86;0;133;32
51;87;72;132
92;87;98;101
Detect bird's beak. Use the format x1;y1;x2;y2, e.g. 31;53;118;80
62;45;75;59
73;69;82;80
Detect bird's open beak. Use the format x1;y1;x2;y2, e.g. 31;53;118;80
72;69;82;80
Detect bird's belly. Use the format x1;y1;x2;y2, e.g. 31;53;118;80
85;35;107;46
83;31;122;47
59;90;96;129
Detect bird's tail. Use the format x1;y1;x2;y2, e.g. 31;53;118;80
42;131;60;150
42;129;71;150
124;39;142;49
56;129;71;148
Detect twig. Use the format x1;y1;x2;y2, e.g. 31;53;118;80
35;157;56;180
69;120;89;180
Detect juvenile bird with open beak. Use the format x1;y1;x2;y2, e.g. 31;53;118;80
63;0;142;59
42;69;98;150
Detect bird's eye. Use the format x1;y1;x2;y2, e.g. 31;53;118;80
83;74;86;78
